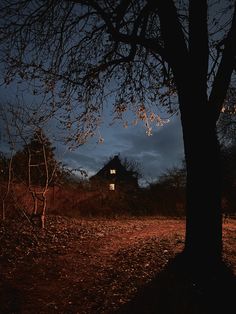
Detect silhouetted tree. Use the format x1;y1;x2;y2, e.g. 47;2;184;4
159;164;186;190
121;157;142;181
0;104;17;220
13;129;59;186
217;88;236;216
145;163;186;216
1;1;236;265
0;152;13;220
217;87;236;145
0;153;10;182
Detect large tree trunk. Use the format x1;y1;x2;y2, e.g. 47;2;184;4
180;92;222;266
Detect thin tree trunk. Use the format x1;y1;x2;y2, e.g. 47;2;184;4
40;136;49;229
33;193;38;214
41;192;46;229
2;202;5;221
2;153;13;220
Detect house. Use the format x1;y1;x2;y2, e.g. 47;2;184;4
90;155;139;192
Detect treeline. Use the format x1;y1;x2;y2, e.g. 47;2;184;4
1;129;235;223
142;165;186;217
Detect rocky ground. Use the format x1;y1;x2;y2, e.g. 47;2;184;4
0;215;235;314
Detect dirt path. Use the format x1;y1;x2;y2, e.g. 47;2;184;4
0;217;235;314
82;220;185;264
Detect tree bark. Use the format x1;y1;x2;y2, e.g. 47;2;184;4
179;89;222;266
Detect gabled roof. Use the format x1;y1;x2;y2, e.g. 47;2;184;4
90;155;137;182
95;155;124;175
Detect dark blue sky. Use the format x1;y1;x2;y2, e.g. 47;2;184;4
0;82;184;185
62;113;184;184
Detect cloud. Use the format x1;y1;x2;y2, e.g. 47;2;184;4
116;115;184;179
63;114;185;181
0;83;184;182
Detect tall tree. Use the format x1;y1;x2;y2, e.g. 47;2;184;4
1;1;236;265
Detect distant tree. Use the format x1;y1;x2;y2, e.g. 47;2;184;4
146;163;186;216
13;129;60;187
159;164;186;190
0;104;17;221
57;164;88;187
121;157;142;181
2;1;236;265
0;152;13;220
217;87;236;145
217;89;236;215
0;152;9;182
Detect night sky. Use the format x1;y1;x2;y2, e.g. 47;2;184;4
64;114;184;184
0;83;184;185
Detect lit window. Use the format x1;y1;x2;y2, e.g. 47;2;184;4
110;169;116;174
109;183;115;190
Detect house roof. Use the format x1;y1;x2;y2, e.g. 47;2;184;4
90;155;138;183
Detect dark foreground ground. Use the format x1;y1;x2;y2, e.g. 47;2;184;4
0;215;235;314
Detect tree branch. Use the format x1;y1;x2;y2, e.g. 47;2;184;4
149;0;188;73
73;0;167;59
208;5;236;121
189;0;209;92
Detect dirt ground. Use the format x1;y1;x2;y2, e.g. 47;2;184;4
0;215;235;314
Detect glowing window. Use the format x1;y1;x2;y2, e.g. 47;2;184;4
109;183;115;191
110;169;116;174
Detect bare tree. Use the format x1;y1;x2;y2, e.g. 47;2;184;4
0;151;13;220
121;156;142;180
1;1;236;265
23;128;55;228
0;104;18;220
0;101;64;227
